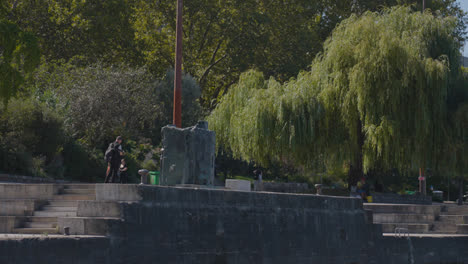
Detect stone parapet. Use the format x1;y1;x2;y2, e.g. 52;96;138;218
262;182;309;193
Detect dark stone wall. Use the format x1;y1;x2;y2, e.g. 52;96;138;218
2;186;468;264
380;236;468;264
110;186;381;264
372;193;432;205
0;237;110;264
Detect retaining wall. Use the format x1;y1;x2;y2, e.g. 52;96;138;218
261;182;309;193
109;185;381;263
1;185;468;263
372;193;432;205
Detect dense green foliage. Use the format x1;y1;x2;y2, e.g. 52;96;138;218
0;20;40;104
209;7;468;186
3;0;466;108
0;0;466;185
0;98;66;176
0;62;203;181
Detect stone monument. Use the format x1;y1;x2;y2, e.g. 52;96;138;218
160;121;215;185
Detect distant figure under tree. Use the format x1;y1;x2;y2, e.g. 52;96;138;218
254;169;263;191
104;136;124;183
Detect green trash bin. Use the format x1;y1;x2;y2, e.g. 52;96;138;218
149;171;160;185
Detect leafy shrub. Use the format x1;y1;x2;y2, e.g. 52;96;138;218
30;63;204;148
0;98;65;177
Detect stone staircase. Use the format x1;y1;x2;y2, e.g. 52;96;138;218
12;185;95;234
365;203;468;234
434;205;468;234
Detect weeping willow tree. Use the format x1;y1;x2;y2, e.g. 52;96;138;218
316;6;461;185
208;7;464;186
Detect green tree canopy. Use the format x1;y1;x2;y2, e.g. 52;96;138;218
0;20;40;104
3;0;466;109
209;7;466;185
5;0;140;65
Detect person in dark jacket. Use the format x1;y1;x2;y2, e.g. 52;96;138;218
104;136;124;183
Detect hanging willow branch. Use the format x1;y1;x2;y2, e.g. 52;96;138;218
209;7;466;175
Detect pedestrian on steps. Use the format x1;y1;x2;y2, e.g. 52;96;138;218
104;136;124;183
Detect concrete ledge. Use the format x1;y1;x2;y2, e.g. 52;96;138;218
0;200;46;216
373;213;435;223
225;179;251;192
0;184;58;199
77;201;122;217
262;182;309;193
58;217;119;236
364;203;442;215
381;223;431;233
95;184;141;201
371;193;432;205
136;185;363;210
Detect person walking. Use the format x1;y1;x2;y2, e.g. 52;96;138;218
104;136;124;183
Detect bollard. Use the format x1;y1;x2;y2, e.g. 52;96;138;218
63;226;70;236
315;184;322;195
138;169;149;184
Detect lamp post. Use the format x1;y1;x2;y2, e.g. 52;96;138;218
173;0;183;128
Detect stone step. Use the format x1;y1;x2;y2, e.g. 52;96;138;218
437;215;468;224
61;189;95;195
431;222;458;233
444;206;468;215
380;223;431;233
41;206;77;212
34;211;77;217
13;228;58;234
364;204;441;214
24;222;57;228
373;213;435;223
24;216;58;223
52;194;95;201
47;200;78;207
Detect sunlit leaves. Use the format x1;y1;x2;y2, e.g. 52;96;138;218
209;7;465;177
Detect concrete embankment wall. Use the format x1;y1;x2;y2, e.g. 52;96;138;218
1;185;468;263
108;186;380;263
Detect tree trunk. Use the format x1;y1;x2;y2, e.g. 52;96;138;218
348;118;364;189
458;177;464;206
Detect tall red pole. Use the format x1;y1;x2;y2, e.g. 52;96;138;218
173;0;183;128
